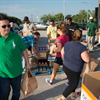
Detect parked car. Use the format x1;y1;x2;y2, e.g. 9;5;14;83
35;23;49;30
75;23;86;30
19;26;23;30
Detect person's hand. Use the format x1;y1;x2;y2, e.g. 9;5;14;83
93;33;96;37
35;44;38;47
49;51;53;55
30;30;34;34
48;39;50;43
26;63;31;70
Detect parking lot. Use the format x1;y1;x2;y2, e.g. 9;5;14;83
9;30;100;100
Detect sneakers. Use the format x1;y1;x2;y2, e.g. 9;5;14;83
61;73;67;77
57;97;63;100
65;82;69;86
71;92;80;99
46;78;52;85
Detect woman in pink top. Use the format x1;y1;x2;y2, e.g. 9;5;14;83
46;23;69;85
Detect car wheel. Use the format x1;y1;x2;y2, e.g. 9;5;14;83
45;27;47;30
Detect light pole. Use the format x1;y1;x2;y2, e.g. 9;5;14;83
64;0;65;21
37;16;38;22
82;2;89;23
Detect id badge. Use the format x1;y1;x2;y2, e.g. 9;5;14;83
53;30;55;32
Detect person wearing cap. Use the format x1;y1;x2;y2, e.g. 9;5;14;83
23;16;37;57
23;16;37;35
86;16;98;52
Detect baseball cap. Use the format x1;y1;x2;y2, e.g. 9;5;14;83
89;16;93;20
24;16;29;21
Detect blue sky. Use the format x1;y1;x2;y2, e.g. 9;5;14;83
0;0;99;21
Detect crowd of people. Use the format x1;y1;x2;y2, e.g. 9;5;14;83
0;14;98;100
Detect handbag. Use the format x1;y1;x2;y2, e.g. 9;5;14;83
20;69;38;96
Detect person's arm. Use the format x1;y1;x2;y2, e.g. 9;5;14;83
95;29;98;33
22;50;31;70
86;28;89;31
81;50;90;78
32;47;41;59
81;51;90;63
61;47;65;61
48;34;50;43
54;43;62;53
30;23;37;32
85;23;89;31
93;23;98;36
47;27;51;43
93;29;98;36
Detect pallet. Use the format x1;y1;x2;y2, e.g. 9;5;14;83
32;65;63;76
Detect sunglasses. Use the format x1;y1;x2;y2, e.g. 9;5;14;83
1;24;10;28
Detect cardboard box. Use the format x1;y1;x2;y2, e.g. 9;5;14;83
38;52;48;59
36;45;48;53
81;71;100;100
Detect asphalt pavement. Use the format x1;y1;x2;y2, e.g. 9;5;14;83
9;30;100;100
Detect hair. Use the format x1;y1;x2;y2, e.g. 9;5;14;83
67;18;72;21
57;23;68;35
0;15;9;21
50;19;54;23
71;29;82;41
24;16;29;21
33;32;40;36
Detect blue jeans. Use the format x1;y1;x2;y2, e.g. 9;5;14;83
0;74;22;100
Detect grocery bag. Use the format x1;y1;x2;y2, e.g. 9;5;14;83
20;70;38;96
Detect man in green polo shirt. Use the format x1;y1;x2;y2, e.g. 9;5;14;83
86;16;98;52
0;15;31;100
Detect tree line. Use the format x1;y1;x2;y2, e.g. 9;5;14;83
0;13;21;26
40;9;95;24
0;9;95;25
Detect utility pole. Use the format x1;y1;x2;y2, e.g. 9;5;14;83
82;2;89;23
64;0;65;21
30;14;33;22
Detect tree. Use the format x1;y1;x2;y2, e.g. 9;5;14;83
0;13;7;17
73;14;80;23
40;14;53;22
72;15;75;19
65;14;72;19
53;13;64;22
72;9;95;24
40;13;64;22
40;9;95;24
0;13;22;25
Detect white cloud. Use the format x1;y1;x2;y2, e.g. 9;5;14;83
32;8;37;10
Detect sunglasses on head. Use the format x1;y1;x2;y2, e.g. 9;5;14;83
1;24;10;28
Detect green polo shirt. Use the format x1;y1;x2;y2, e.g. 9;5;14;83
0;31;26;78
86;21;98;36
